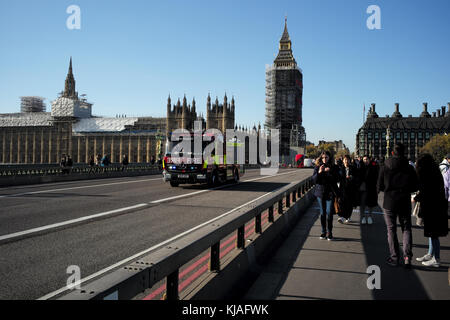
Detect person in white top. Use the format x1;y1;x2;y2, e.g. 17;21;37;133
439;153;450;175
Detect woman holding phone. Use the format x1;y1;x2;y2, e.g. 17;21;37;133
313;151;340;241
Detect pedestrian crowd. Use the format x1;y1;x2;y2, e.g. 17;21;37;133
312;143;449;269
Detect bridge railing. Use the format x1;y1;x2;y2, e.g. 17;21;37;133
0;163;268;177
56;175;315;300
0;163;162;177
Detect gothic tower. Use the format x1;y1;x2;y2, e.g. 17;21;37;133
206;95;235;132
166;95;199;137
63;57;78;99
265;18;305;160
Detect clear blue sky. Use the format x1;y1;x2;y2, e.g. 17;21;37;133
1;0;449;152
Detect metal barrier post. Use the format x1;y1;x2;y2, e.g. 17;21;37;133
166;269;179;300
236;226;245;249
210;242;220;272
255;212;262;234
268;206;274;223
278;199;283;214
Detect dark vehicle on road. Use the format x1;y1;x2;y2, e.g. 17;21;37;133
163;131;245;187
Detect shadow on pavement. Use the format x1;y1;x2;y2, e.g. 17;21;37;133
360;198;430;299
180;181;290;193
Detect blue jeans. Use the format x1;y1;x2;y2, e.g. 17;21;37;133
317;197;333;234
428;237;440;260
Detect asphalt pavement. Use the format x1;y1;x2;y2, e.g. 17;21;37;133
0;168;313;299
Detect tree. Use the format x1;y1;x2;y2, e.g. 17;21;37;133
306;144;319;159
419;134;450;163
335;148;349;160
318;143;336;156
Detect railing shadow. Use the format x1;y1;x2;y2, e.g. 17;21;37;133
180;181;290;193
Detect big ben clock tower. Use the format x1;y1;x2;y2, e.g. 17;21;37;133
265;18;305;161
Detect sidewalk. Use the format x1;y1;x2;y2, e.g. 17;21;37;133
244;196;450;300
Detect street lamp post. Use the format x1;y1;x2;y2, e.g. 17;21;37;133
386;125;391;158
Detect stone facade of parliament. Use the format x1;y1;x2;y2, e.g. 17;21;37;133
0;58;234;164
356;102;450;161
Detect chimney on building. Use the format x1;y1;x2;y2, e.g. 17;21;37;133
420;102;431;118
392;103;402;117
437;109;441;117
441;106;445;116
433;112;436;117
367;103;378;118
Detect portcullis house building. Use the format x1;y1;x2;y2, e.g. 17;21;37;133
356;102;450;161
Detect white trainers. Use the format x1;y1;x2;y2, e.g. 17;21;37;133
337;217;345;224
422;257;440;267
361;217;367;225
367;216;373;225
345;218;351;223
416;253;433;262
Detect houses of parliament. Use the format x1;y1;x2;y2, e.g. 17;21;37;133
0;58;235;164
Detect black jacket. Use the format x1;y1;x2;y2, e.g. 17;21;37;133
313;163;340;200
377;156;418;214
359;161;379;208
338;164;360;218
414;168;448;238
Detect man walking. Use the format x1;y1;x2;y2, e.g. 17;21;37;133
377;143;418;268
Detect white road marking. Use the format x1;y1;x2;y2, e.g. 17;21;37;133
150;170;299;204
0;203;148;243
0;177;163;198
0;168;289;199
2;170;302;244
